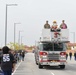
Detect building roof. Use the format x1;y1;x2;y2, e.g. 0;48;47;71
67;43;76;46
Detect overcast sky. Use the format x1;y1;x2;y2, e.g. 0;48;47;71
0;0;76;46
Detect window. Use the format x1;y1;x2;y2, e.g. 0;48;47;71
54;43;63;51
40;42;66;51
42;43;53;51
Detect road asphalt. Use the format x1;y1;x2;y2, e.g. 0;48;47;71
13;53;76;75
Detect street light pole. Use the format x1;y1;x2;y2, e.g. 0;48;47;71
71;32;75;43
18;31;23;49
5;5;7;46
5;4;17;46
21;36;24;45
14;23;20;50
18;31;22;45
14;23;16;50
21;36;24;49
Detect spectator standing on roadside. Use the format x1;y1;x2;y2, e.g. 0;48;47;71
74;52;76;61
19;52;22;61
22;51;25;61
69;52;72;60
1;46;16;75
13;52;18;63
66;53;68;60
0;49;2;65
17;52;20;62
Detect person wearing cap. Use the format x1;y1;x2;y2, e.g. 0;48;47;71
51;21;58;30
1;46;16;75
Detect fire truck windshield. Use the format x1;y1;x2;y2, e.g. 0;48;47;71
53;43;64;51
41;42;66;51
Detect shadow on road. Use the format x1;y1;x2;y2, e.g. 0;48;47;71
43;66;65;70
41;64;76;72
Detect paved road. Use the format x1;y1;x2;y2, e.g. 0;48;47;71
13;53;76;75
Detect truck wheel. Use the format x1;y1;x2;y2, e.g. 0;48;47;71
38;64;43;69
59;65;65;69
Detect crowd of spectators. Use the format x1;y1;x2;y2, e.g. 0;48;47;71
66;51;76;60
0;47;26;75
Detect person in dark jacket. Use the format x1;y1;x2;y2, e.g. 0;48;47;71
74;52;76;61
1;46;16;75
69;52;72;60
22;51;25;61
66;53;68;60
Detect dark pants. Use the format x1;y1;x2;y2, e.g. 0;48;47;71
3;70;12;75
22;56;24;61
75;56;76;60
70;56;72;60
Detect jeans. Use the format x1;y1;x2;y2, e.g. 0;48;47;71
75;56;76;60
22;57;24;61
3;70;12;75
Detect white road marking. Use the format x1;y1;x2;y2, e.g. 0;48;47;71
12;61;22;75
50;72;55;75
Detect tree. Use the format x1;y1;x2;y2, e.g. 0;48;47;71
7;42;25;50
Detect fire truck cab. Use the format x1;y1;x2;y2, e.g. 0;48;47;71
35;28;69;69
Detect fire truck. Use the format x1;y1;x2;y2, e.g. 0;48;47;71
35;26;69;69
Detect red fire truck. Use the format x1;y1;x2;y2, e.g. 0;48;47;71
35;28;69;69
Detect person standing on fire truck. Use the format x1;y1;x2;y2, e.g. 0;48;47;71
60;20;67;29
44;21;50;29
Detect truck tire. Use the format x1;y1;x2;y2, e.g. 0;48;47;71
59;65;65;69
38;64;43;69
